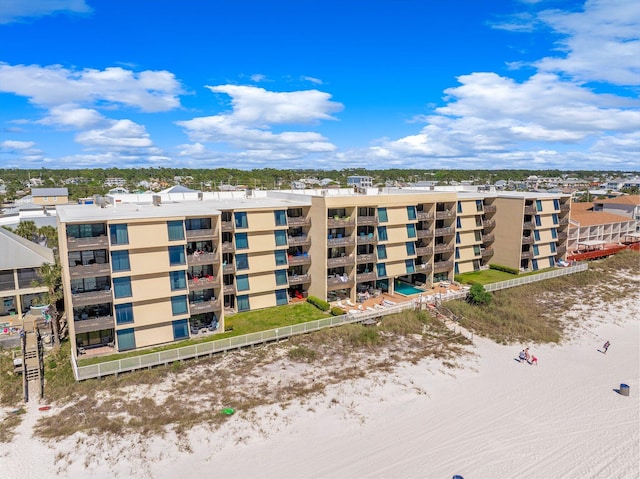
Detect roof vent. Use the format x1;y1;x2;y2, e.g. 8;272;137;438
152;195;162;206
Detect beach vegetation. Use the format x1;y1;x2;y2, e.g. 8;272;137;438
468;283;492;305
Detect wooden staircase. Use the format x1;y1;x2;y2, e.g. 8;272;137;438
21;318;45;402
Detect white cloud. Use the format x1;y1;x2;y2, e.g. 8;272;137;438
1;140;35;150
39;104;106;129
75;119;154;149
0;63;183;111
0;0;91;24
301;76;323;85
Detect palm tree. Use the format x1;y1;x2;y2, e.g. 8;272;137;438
37;260;63;348
14;220;38;242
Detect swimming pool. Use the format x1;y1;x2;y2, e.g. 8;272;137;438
394;281;424;296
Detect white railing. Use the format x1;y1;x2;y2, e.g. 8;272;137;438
483;263;588;292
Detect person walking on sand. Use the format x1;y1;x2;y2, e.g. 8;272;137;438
524;347;531;363
603;340;611;354
530;355;538;366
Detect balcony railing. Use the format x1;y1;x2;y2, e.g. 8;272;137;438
417;229;432;238
522;221;535;230
73;315;114;334
558;232;568;240
327;255;355;267
188;277;218;291
560;204;571;212
68;262;111;279
187;252;219;266
482;219;496;228
483;204;497;213
524;205;537;214
357;216;378;226
287;216;310;226
223;284;235;295
221;221;234;232
356;253;376;263
557;245;567;254
327;276;355;289
223;263;235;274
288;235;311;246
221;242;234;253
415;246;433;256
522;236;534;244
521;251;533;259
559;218;569;225
327;217;356;228
356;234;376;245
417;211;434;220
434;226;455;236
189;299;222;315
328;236;354;247
435;210;454;220
434;243;454;254
416;263;433;272
356;271;377;282
288;254;311;266
67;235;109;250
481;247;494;257
482;233;495;243
72;289;113;307
433;260;453;272
186;228;213;240
288;273;310;285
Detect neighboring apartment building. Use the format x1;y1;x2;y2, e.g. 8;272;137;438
0;228;55;323
568;203;638;252
56;188;570;355
347;176;374;188
593;195;640;232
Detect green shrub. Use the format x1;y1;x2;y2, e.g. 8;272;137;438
330;306;346;316
489;263;519;274
307;296;330;311
468;283;492;305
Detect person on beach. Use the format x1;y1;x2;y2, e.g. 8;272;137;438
524;348;531;363
530;355;538;366
518;350;527;362
603;340;610;354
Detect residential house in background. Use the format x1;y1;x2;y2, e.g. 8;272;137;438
592;195;640;232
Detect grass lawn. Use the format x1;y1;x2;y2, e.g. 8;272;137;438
78;302;328;366
455;266;556;285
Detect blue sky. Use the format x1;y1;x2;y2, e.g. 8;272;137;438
0;0;638;171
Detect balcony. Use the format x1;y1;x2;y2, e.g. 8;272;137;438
71;289;113;307
189;298;222;315
357;216;378;226
68;262;111;279
327;276;355;290
559;218;569;225
560;204;571;212
67;235;109;250
415;246;433;256
221;242;234;253
288;235;311;246
416;263;433;273
187;252;220;266
417;229;432;238
73;315;114;334
327;255;355;267
328;217;356;228
524;205;537;214
433;261;453;272
356;253;376;263
188;277;217;291
482;219;496;228
417;211;434;220
221;221;234;232
434;226;455;236
558;232;568;240
481;247;494;257
356;234;376;245
223;284;235;295
356;271;377;282
522;221;535;230
434;243;454;254
435;210;455;220
522;236;534;244
328;236;354;247
557;245;567;254
482;233;495;243
288;254;311;266
521;251;533;259
288;273;310;285
223;263;235;274
186;228;213;240
483;204;497;213
287;216;310;226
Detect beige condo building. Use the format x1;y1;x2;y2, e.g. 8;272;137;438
56;187;570;355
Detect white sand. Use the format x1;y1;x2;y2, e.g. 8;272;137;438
1;296;638;479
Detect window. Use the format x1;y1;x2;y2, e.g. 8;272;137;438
376;263;387;277
407;206;417;220
235;232;249;249
406;242;416;255
115;303;134;325
405;259;415;274
117;328;136;351
274;230;288;246
377;207;388;223
549;257;555;268
66;223;106;239
170;271;186;290
532;259;538;271
551;228;557;239
377;244;387;260
455;247;460;259
553;199;560;210
275;289;288;306
454;263;459;275
456;217;461;228
109;224;129;245
169;245;186;266
185;218;211;230
167;220;185;241
274;210;287;226
533;245;539;256
113;277;132;298
275;250;287;266
536;200;543;212
535;215;542;227
550;242;557;253
234;212;248;229
236;253;249;270
476;200;483;212
236;274;250;291
406;224;416;238
457;202;462;213
552;213;559;225
534;230;540;241
473;245;481;256
171;295;188;315
111;251;130;271
172;319;189;340
237;294;250;312
377;226;388;241
456;232;461;244
474;231;481;242
275;269;288;285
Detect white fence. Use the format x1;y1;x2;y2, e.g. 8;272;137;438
482;263;588;292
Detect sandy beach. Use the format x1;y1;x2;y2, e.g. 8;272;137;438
1;292;638;479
